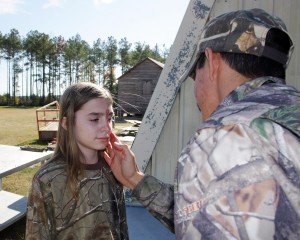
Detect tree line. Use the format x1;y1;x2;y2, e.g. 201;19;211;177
0;29;169;106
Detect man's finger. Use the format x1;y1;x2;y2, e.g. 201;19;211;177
103;151;112;166
110;132;120;143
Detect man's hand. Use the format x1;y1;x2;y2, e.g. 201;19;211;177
103;132;144;189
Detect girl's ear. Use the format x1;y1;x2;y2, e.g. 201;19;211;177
61;117;67;130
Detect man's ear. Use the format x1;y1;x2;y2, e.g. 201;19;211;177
205;48;220;82
61;117;67;130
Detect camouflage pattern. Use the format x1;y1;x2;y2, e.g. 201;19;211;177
199;8;293;64
186;8;294;79
26;156;128;240
133;76;300;239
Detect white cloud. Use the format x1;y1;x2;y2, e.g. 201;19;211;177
93;0;116;7
42;0;64;9
0;0;24;14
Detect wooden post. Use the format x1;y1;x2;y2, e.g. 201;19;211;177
131;0;216;171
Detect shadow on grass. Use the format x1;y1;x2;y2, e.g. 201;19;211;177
1;106;32;108
0;216;26;240
18;139;49;148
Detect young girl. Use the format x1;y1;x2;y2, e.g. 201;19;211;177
26;82;128;240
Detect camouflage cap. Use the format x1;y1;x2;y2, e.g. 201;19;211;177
186;8;294;78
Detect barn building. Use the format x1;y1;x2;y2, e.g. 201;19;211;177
117;57;164;116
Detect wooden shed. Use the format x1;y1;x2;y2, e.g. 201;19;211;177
132;0;300;184
117;57;164;116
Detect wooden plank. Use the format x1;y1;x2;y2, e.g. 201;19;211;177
0;191;27;231
36;100;59;110
149;79;202;183
131;0;216;171
39;122;59;131
0;145;53;179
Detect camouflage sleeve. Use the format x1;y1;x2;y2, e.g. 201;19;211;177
131;174;175;233
115;185;130;239
25;177;52;240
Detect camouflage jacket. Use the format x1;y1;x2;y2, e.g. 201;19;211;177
133;77;300;239
26;155;128;240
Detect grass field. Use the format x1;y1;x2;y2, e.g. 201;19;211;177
0;106;45;146
0;106;133;239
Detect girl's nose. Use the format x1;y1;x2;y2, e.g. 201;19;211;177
100;116;112;133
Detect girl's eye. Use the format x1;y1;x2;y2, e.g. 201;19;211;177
91;119;99;122
108;115;115;123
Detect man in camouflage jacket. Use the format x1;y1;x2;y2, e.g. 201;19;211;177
105;9;300;239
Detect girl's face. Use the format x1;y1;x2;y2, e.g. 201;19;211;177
73;97;113;160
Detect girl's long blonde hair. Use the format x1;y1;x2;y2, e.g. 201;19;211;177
53;82;113;196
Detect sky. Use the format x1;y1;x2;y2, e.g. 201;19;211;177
0;0;190;94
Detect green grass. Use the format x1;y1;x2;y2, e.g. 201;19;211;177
0;106;47;147
0;106;134;239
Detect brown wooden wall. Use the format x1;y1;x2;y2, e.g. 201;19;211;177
117;58;163;116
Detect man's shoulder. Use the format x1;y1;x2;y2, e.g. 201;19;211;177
207;81;300;127
259;104;300;138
